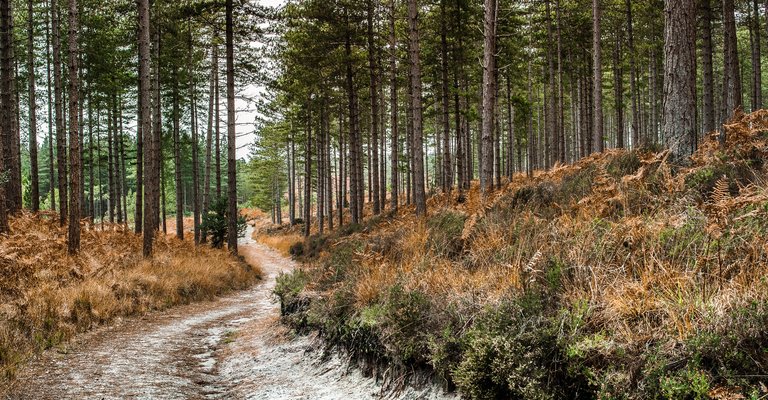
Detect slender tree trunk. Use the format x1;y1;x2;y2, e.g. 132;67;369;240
700;0;715;134
317;101;325;235
139;0;153;256
45;0;55;212
481;0;497;194
440;0;452;194
750;0;762;111
203;44;214;219
613;30;624;148
135;81;143;231
592;0;603;153
721;0;742;133
214;36;221;200
67;0;80;253
27;0;39;211
0;0;11;232
107;105;114;223
112;94;122;224
53;0;67;224
407;0;427;215
304;103;312;237
367;0;380;215
663;0;697;161
173;66;183;240
189;27;200;243
345;9;362;223
225;0;237;254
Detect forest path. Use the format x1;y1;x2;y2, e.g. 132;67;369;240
7;226;450;400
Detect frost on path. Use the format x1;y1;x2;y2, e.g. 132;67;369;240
7;228;453;400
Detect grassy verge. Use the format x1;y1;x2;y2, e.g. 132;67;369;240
0;214;261;383
275;110;768;399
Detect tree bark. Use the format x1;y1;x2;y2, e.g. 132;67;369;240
189;27;200;244
750;0;762;110
389;0;398;211
226;0;238;254
592;0;604;153
367;0;380;215
27;0;39;212
407;0;426;215
700;0;715;134
662;0;697;161
67;0;80;254
173;66;183;240
53;0;67;224
721;0;742;132
138;0;153;256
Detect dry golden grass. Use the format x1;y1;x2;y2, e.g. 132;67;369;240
0;213;261;382
277;110;768;397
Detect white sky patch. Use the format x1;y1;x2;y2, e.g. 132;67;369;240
236;0;284;160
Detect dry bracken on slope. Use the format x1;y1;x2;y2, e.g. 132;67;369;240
274;110;768;399
0;213;261;384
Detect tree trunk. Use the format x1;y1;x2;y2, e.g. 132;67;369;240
173;66;183;240
0;0;11;232
367;0;380;215
406;0;426;215
481;0;497;195
721;0;742;132
700;0;715;134
225;0;237;254
67;0;80;254
663;0;696;161
27;0;39;212
592;0;603;153
53;0;67;224
214;37;221;200
203;44;215;218
45;0;55;212
138;0;152;256
389;0;398;210
750;0;762;111
304;104;312;237
189;26;200;244
440;0;452;194
613;30;624;149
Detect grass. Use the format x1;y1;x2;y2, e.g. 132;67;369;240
273;110;768;399
0;213;261;384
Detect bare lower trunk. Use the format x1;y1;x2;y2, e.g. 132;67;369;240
407;0;426;215
67;0;80;254
663;0;697;161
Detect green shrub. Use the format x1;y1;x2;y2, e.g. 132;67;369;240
274;269;310;316
426;211;466;259
200;197;246;248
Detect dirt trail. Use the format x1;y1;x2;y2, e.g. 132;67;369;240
6;228;453;400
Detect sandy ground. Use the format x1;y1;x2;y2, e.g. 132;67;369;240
5;227;454;400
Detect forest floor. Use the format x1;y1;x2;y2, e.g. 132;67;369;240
4;225;453;399
272;110;768;399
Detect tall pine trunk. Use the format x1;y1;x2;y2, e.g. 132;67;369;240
53;0;67;224
138;0;153;256
700;0;715;134
662;0;696;161
592;0;603;153
389;0;398;210
407;0;427;215
225;0;238;254
67;0;80;254
28;0;39;211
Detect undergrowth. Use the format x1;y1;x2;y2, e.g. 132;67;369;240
0;215;261;387
273;110;768;399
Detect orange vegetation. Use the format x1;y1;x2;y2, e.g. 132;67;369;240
278;110;768;398
0;213;261;382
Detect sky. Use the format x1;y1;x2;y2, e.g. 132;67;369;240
235;0;284;159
